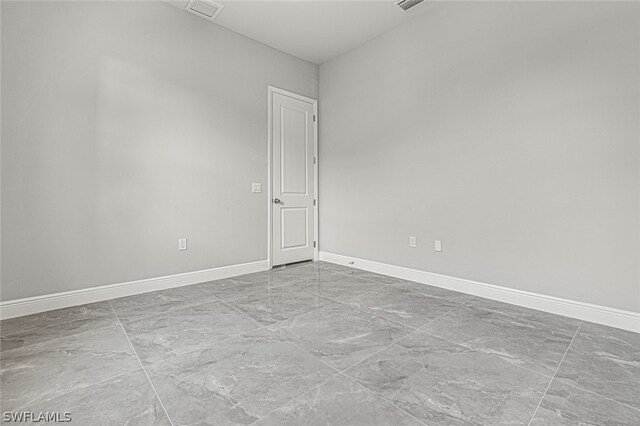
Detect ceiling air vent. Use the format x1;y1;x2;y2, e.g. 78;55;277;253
185;0;224;22
396;0;424;12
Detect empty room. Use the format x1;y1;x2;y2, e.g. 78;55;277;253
1;0;639;424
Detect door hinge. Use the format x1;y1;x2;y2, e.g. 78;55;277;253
313;199;316;206
313;156;316;164
314;241;317;248
313;115;316;122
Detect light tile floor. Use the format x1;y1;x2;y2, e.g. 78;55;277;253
1;261;639;425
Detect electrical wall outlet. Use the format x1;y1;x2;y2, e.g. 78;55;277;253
434;240;442;252
252;182;262;193
409;236;416;248
178;238;187;251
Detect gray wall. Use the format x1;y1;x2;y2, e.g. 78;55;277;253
319;1;640;312
1;1;318;301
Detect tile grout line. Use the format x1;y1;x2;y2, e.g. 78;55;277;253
0;307;119;353
344;270;582;334
246;371;344;425
215;270;437;424
155;323;270;367
342;284;640;411
461;302;582;337
339;349;429;425
108;286;256;328
198;278;386;334
526;320;583;426
247;322;431;425
133;264;448;340
416;327;557;382
0;312;110;337
552;375;640;414
328;266;486;306
109;265;621;425
143;285;342;368
325;263;588;337
327;288;472;333
7;363;143;413
199;277;353;425
200;278;333;330
201;274;328;303
203;295;350;425
334;303;465;379
107;300;175;426
262;298;342;329
231;265;640;421
0;319;120;356
323;303;522;426
201;283;397;377
247;285;440;380
208;294;270;330
414;302;591;383
329;322;446;426
341;374;430;426
213;266;419;332
299;281;391;299
198;283;331;330
280;312;423;380
115;266;386;342
11;265;631;424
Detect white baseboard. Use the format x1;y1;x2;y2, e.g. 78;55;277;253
0;260;270;320
319;252;640;333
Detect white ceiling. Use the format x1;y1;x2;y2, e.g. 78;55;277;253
166;0;438;64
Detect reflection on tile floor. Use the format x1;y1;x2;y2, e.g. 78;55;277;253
1;261;639;425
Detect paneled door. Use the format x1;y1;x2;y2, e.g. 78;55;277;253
270;88;317;267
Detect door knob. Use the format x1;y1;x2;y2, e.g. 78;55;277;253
273;198;282;204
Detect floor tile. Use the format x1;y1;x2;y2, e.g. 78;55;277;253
20;369;171;426
394;281;476;303
147;328;336;426
255;375;423;426
421;305;575;375
228;270;273;285
346;330;549;425
340;270;410;286
1;314;118;352
292;274;386;301
555;322;640;409
530;380;640;425
277;261;323;273
110;285;219;324
343;285;459;328
3;263;635;425
227;268;323;287
122;300;262;365
268;302;411;371
198;267;332;301
315;261;353;274
269;267;341;286
468;297;581;333
226;285;335;326
202;279;293;301
0;302;114;336
0;326;138;411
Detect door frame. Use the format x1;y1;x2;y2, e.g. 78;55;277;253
267;86;318;268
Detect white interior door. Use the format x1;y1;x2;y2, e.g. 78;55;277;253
271;89;316;266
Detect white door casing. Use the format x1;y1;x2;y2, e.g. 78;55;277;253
268;87;317;267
